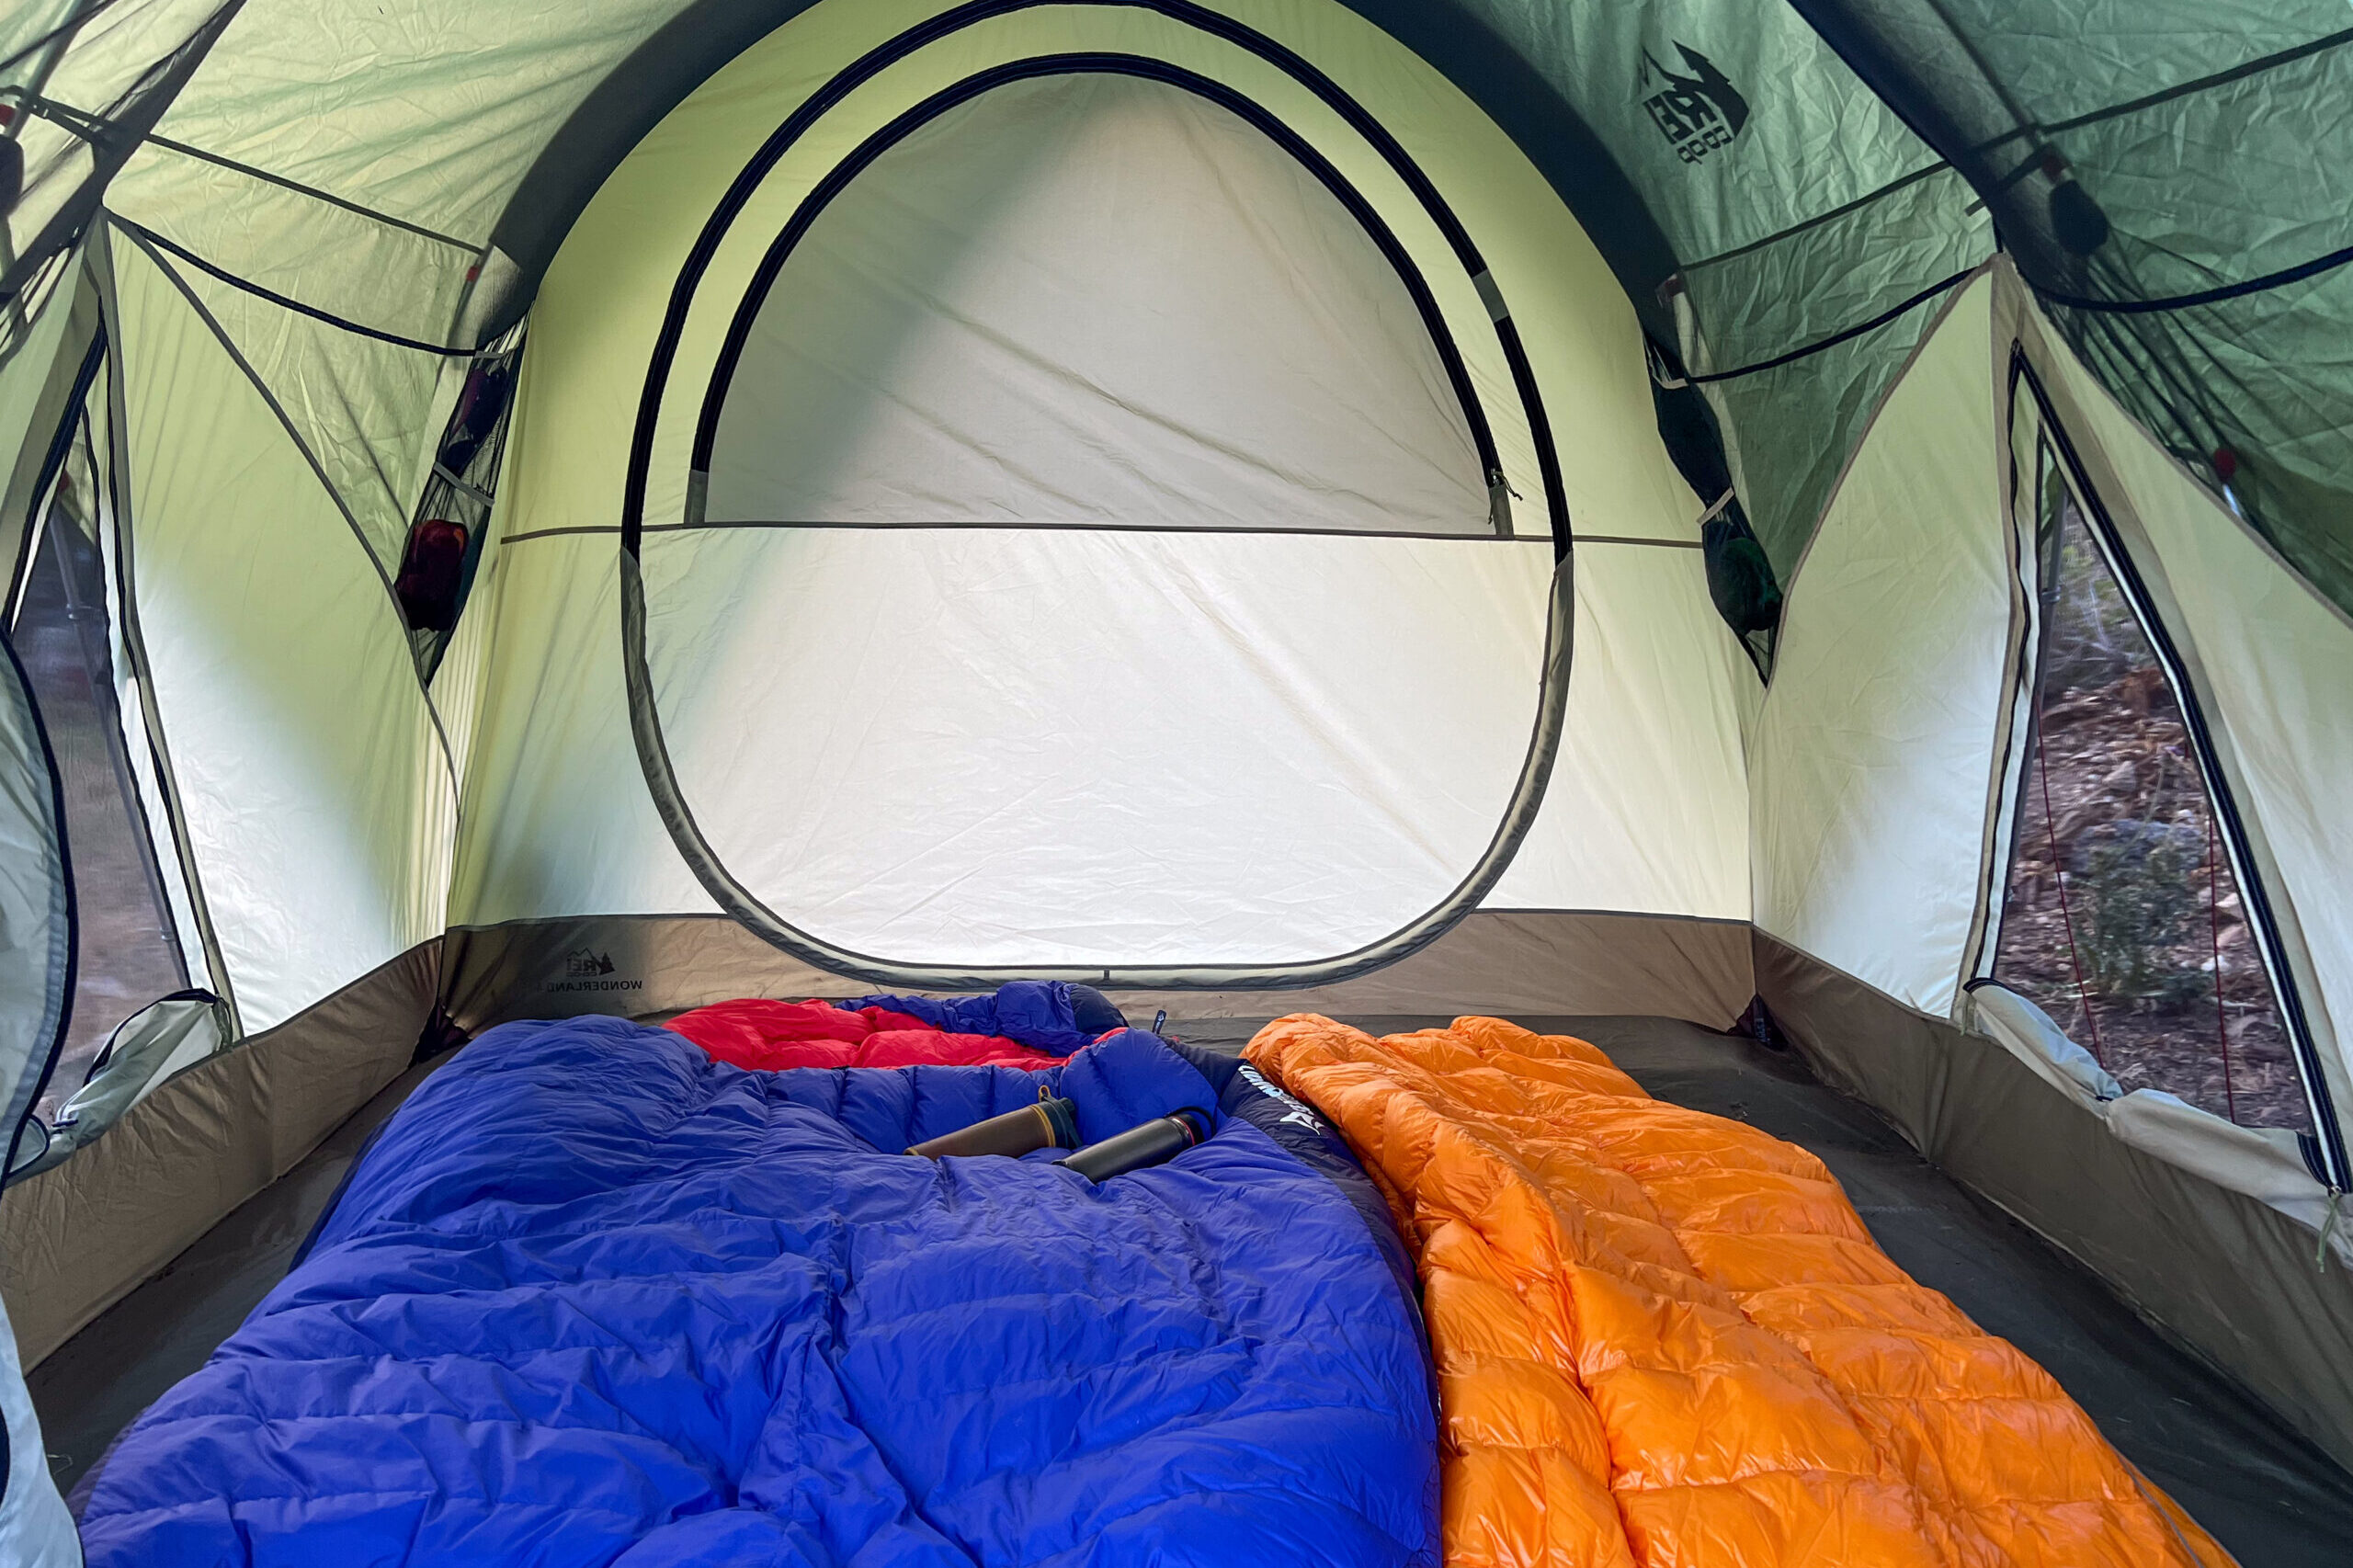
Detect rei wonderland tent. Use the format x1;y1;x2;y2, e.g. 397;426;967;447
3;0;2353;1563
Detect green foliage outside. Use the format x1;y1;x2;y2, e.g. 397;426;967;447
2075;836;2205;1006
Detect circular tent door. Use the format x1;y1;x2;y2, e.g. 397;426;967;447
631;65;1565;982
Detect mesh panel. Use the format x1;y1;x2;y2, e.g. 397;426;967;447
1680;165;1987;579
8;419;184;1121
1791;0;2353;621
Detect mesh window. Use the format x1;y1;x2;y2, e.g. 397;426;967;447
9;417;186;1120
1993;445;2307;1129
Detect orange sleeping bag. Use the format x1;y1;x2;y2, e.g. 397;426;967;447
1245;1015;2234;1568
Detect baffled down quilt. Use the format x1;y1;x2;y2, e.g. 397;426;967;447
76;1018;1438;1567
1246;1015;2237;1568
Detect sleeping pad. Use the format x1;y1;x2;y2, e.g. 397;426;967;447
668;979;1109;1071
1246;1015;2236;1568
668;999;1064;1070
75;1017;1438;1567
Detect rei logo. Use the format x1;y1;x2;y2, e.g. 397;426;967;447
1641;43;1750;165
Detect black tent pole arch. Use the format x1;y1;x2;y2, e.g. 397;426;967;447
619;0;1570;559
615;8;1580;991
687;54;1513;535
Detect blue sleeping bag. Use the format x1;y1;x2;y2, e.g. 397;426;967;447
77;1017;1438;1567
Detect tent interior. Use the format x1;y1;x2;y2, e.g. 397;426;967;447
3;1;2353;1563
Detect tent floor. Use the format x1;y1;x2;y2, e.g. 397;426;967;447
30;1014;2353;1563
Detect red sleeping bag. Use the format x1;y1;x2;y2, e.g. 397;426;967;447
667;997;1072;1071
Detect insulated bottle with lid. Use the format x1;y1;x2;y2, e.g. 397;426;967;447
906;1089;1080;1160
1055;1108;1213;1182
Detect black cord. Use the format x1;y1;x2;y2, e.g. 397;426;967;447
116;218;476;357
2032;241;2353;315
1685;267;1976;385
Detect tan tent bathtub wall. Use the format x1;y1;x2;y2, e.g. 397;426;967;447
0;944;437;1369
442;909;1756;1036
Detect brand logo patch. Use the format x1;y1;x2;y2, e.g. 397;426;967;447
1641;43;1749;165
544;949;643;994
1238;1064;1324;1135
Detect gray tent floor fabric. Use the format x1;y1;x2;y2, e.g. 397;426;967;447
27;1014;2353;1564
